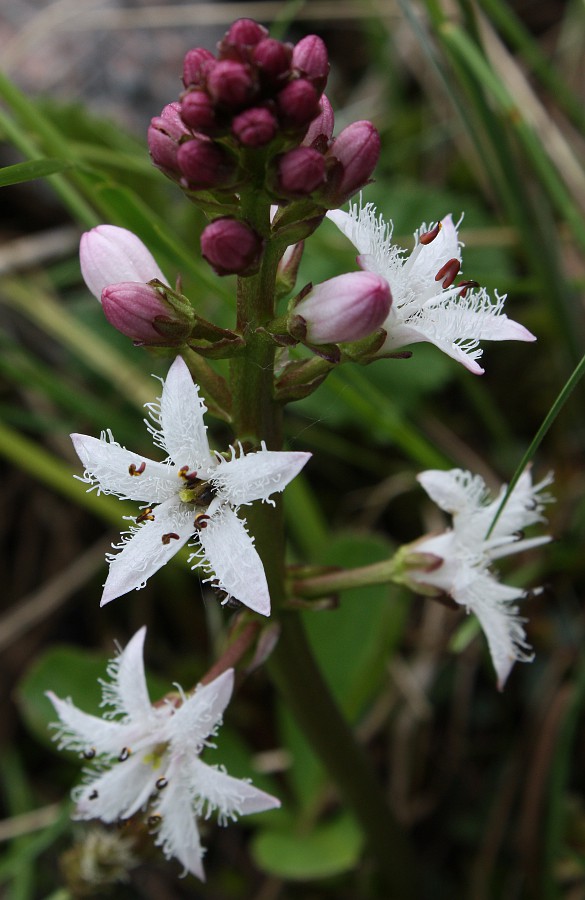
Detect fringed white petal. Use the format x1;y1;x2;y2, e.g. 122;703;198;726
417;469;488;517
101;498;194;605
46;692;133;757
71;433;176;503
100;627;152;720
74;752;157;822
154;357;214;471
188;757;281;822
164;670;234;753
153;764;205;880
195;506;270;616
212;446;311;506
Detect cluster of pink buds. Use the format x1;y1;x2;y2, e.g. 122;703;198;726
147;18;381;271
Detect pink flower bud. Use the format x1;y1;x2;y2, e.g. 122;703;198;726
222;18;268;52
80;225;166;301
177;138;236;189
180;90;216;132
293;271;391;343
232;107;277;146
200;218;263;276
326;120;381;204
183;47;215;87
207;60;255;108
148;103;190;172
302;94;334;148
252;38;292;84
101;283;174;343
277;147;326;196
292;35;329;92
277;79;320;128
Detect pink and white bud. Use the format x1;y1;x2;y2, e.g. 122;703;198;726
292;35;329;92
200;217;263;276
232;107;277;147
101;283;175;343
177;137;236;189
277;147;326;196
292;271;392;344
302;94;334;148
207;60;255;108
180;90;216;132
79;225;166;302
277;79;320;128
252;38;292;84
326;120;381;205
183;47;216;88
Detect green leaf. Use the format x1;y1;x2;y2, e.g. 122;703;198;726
252;812;364;880
0;158;70;187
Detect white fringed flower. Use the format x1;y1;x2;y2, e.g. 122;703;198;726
327;200;535;373
71;356;310;614
408;468;553;688
47;627;280;880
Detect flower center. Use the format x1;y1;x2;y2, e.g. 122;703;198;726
177;466;217;506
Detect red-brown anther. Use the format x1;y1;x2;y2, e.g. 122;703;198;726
457;279;480;298
277;79;320;128
207;60;255;108
136;508;155;524
128;462;146;476
252;38;292;84
180;90;216;132
193;513;211;530
183;47;216;88
179;466;198;483
435;258;461;288
232;107;277;147
419;222;442;245
162;532;181;545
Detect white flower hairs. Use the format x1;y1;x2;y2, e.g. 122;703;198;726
47;627;280;880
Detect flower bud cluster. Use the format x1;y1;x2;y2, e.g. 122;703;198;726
147;18;380;210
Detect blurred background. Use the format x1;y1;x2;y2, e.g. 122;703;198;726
1;1;585;897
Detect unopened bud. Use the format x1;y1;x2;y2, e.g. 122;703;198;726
252;38;292;84
148;102;189;172
221;18;268;54
276;241;304;298
302;94;334;148
80;225;166;301
232;107;277;147
292;271;391;344
207;60;255;108
180;90;216;132
292;35;329;92
200;218;263;276
101;282;192;345
183;47;216;88
177;138;236;189
277;79;320;128
325;120;380;205
277;147;326;196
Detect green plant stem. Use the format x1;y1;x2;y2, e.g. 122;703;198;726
229;216;414;893
293;559;398;598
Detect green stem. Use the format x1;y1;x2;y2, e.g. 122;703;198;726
294;559;398;598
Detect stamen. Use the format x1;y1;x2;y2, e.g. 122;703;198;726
128;462;146;476
419;222;442;245
148;814;162;828
83;747;96;760
161;532;180;545
435;258;461;288
156;777;168;790
193;513;211;530
457;279;480;298
89;789;99;800
179;465;199;484
119;747;131;762
136;507;155;524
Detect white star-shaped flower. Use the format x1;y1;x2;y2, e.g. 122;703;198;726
407;467;553;688
72;356;310;614
46;627;280;880
327;200;535;373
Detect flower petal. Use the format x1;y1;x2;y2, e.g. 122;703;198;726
153;764;205;880
188;757;281;819
101;498;194;605
80;225;166;302
71;433;177;503
417;469;487;517
46;692;133;757
154;357;214;471
100;627;152;720
164;670;234;753
194;506;270;615
74;752;156;822
212;445;311;506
